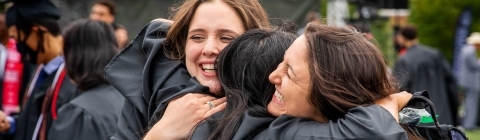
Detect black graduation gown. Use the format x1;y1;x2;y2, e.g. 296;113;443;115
192;105;408;140
253;105;407;140
47;84;124;140
12;69;78;140
191;108;275;140
105;20;208;140
393;44;459;125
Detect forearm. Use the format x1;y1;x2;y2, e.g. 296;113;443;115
259;105;408;140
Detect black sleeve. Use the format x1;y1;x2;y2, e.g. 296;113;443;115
104;20;173;140
111;99;148;140
255;105;408;140
47;104;106;140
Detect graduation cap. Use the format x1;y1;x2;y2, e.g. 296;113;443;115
4;0;60;27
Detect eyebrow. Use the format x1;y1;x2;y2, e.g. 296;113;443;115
216;29;240;36
188;28;240;36
188;28;205;34
287;64;297;77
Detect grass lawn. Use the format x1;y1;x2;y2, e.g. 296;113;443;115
465;130;480;139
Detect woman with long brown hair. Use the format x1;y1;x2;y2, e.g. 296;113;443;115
259;23;419;139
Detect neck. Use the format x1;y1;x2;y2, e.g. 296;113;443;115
312;112;328;123
404;39;418;49
40;34;62;64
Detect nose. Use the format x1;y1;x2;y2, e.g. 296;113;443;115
269;65;282;85
202;37;220;56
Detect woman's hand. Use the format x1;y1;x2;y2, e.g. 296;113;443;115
375;91;412;122
143;93;226;140
391;91;413;110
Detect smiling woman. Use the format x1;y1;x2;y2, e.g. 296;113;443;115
165;0;269;95
263;23;422;139
268;35;322;122
104;0;270;140
183;0;246;94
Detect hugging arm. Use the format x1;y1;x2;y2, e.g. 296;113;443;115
255;92;411;140
257;105;408;140
143;94;226;140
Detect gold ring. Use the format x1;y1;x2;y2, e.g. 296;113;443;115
206;101;214;109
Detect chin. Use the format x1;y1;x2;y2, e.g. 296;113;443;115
267;102;282;117
208;86;222;96
201;81;222;96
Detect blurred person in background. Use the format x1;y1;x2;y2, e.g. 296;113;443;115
350;22;374;41
111;23;128;49
459;32;480;131
392;25;459;126
297;11;321;36
0;0;79;139
47;19;124;140
90;0;129;49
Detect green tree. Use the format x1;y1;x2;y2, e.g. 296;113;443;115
409;0;480;61
371;18;395;66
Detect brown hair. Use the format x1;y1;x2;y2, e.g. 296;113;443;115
94;0;116;16
164;0;270;59
304;23;395;121
304;23;423;139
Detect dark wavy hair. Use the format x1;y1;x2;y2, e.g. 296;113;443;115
63;19;118;91
203;28;296;140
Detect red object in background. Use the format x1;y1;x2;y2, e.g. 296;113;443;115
2;38;23;115
398;47;408;58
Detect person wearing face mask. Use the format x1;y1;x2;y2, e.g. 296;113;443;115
0;0;78;140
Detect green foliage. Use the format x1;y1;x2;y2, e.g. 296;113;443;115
409;0;480;61
371;18;395;66
465;129;480;139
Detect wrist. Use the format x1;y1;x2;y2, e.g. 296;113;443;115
144;121;176;140
393;91;413;110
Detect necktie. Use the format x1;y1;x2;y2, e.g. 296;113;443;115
35;69;48;88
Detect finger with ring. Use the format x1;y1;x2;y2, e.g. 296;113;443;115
206;101;215;109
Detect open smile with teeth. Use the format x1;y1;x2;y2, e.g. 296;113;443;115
275;90;285;102
202;64;216;73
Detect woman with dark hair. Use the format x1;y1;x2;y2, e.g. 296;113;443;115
47;19;124;140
